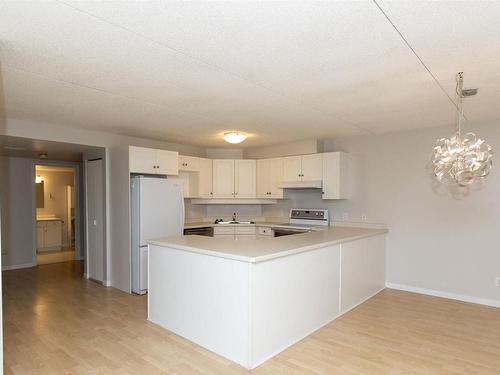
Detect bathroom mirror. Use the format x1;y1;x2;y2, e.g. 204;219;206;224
36;181;44;208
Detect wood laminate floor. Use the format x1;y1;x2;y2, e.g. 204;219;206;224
3;261;500;374
37;248;76;265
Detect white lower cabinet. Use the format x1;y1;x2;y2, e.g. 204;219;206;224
213;226;257;239
257;226;274;237
37;220;63;252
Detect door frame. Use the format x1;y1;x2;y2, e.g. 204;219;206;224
31;159;83;265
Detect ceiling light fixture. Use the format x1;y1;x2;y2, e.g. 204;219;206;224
38;153;48;159
223;132;247;144
431;72;493;187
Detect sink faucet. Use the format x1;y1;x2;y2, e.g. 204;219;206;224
232;212;237;222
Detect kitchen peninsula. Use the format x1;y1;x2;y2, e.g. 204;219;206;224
148;226;386;369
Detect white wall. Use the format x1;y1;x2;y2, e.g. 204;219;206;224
0;156;36;269
264;123;500;305
244;139;322;159
206;148;243;159
2;118;206;292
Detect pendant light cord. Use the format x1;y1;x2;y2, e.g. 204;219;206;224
371;0;462;115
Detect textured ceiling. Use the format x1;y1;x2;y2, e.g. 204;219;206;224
0;1;498;148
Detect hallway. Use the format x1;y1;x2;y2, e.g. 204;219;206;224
3;262;500;374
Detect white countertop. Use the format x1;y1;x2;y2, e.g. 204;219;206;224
149;226;387;263
36;217;62;222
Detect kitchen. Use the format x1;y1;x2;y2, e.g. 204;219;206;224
129;144;386;368
1;1;499;374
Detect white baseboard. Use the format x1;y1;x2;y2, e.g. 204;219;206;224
386;282;500;308
103;280;111;287
2;261;37;271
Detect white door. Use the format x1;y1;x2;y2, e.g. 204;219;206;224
256;159;270;198
156;150;179;175
269;158;284;198
198;158;213;198
301;154;323;181
235;160;256;198
212;160;235;198
129;146;156;174
86;159;104;283
283;156;302;182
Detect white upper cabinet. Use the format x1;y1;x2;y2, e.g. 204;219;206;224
301;153;323;181
269;158;284;198
235;160;256;198
212;159;256;199
179;155;200;172
212;160;235;198
129;146;157;174
198;158;213;198
322;152;349;199
129;146;178;175
283;156;302;182
156;149;179;175
282;154;322;182
257;158;283;198
257;159;270;198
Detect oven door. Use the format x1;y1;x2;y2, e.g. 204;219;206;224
273;228;309;237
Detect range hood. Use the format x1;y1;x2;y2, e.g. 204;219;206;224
277;180;323;189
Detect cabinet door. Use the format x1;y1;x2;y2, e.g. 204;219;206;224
198;158;213;198
156;150;179;175
179;155;199;172
282;156;302;182
256;159;270;198
269;158;284;198
234;160;256;198
301;153;323;181
212;160;235;198
36;223;45;249
44;221;62;248
322;152;349;199
129;146;157;174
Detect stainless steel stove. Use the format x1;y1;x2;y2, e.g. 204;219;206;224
272;209;329;237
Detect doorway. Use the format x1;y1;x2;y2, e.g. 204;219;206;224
34;163;81;265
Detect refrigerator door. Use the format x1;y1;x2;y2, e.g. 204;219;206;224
130;176;184;294
139;177;184;246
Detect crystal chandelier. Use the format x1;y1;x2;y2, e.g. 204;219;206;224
431;72;493;187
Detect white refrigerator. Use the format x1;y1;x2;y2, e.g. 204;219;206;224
131;176;184;294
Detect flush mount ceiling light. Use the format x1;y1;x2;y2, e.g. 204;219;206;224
431;72;493;187
223;132;247;144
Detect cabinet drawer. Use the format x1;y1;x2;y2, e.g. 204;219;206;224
257;227;274;236
235;226;256;235
213;227;235;235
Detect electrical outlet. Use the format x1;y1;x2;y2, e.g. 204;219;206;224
361;214;367;221
496;277;500;287
342;212;349;220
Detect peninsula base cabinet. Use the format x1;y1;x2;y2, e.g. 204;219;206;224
148;233;385;369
